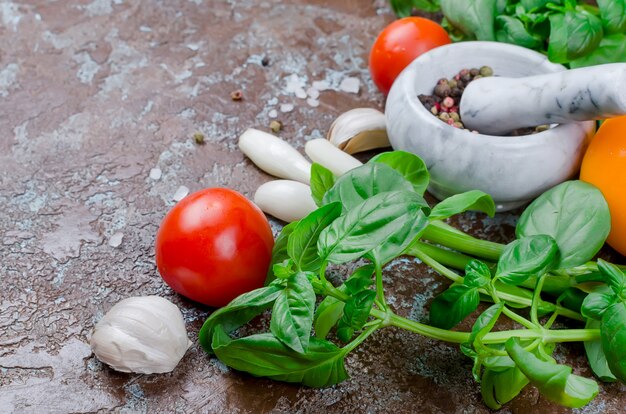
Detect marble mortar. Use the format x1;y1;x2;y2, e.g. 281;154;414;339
385;41;596;211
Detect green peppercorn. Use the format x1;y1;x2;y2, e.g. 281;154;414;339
479;66;494;77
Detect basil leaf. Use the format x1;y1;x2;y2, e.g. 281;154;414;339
288;202;342;273
430;284;480;329
548;10;603;63
273;259;296;280
390;0;441;16
198;285;283;354
505;338;599;408
313;264;374;339
267;221;298;283
464;259;492;288
601;302;626;383
212;326;348;388
337;290;377;342
310;163;335;207
441;0;496;41
520;0;552;11
597;0;626;34
469;303;504;346
318;191;429;265
597;259;626;295
429;190;495;221
496;15;543;49
556;287;587;314
369;151;430;195
322;163;414;212
581;287;617;321
584;319;617;382
270;272;316;353
516;181;611;269
496;235;560;285
481;366;530;410
570;33;626;68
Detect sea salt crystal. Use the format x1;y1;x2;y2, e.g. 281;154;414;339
109;232;124;248
284;74;304;94
339;77;360;94
268;109;278;119
295;87;307;99
307;87;320;99
280;103;294;113
306;98;319;108
149;168;162;180
312;80;330;91
173;185;190;202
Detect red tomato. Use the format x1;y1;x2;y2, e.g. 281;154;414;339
369;17;451;95
155;188;274;307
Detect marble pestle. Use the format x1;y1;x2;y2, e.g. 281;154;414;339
460;63;626;136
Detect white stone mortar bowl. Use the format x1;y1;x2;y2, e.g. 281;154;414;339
385;41;596;211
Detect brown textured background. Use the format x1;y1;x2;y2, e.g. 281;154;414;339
1;1;624;413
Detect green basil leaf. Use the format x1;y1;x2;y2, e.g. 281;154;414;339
506;338;599;408
496;235;560;285
313;264;375;339
582;287;617;320
267;221;299;283
430;284;480;329
469;303;504;346
548;10;603;63
601;302;626;383
318;191;429;265
273;259;296;280
313;297;344;340
570;33;626;68
584;319;617;382
212;326;348;388
597;0;626;34
368;151;430;195
481;366;530;410
597;259;626;295
429;190;495;221
483;354;516;372
270;272;316;353
322;163;414;212
516;181;611;269
520;0;552;11
556;287;587;314
198;285;283;354
441;0;496;41
310;163;335;207
390;0;441;17
496;15;543;49
288;202;342;273
464;259;492;288
344;264;375;294
341;290;376;330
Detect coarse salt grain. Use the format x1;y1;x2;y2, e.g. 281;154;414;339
312;80;330;91
268;109;278;118
149;167;162;180
109;232;124;248
339;77;360;94
280;103;294;113
307;87;320;99
295;88;307;99
173;186;189;202
306;98;319;108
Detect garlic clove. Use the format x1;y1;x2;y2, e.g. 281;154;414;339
254;180;317;223
90;296;192;374
305;139;362;177
238;128;312;184
327;108;390;154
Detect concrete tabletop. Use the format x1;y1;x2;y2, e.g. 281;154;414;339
1;1;624;413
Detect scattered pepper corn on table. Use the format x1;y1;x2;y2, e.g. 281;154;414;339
1;1;624;413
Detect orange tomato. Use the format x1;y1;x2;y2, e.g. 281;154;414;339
580;116;626;256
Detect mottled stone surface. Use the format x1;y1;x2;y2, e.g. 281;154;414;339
0;1;624;413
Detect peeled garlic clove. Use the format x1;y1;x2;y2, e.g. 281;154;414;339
305;139;362;176
90;296;192;374
327;108;390;154
254;180;317;223
238;128;311;184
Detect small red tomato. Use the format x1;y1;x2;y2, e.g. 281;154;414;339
369;17;451;95
155;188;274;307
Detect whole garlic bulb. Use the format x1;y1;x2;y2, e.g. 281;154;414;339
90;296;192;374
